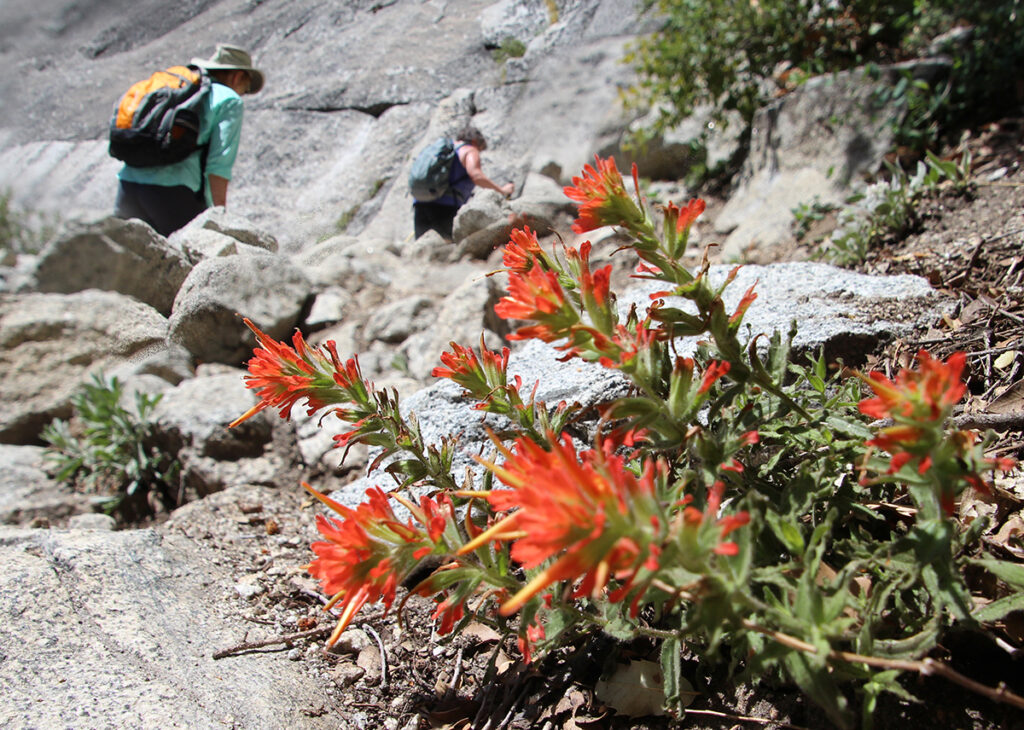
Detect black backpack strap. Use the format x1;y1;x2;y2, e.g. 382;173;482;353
193;67;212;203
450;142;470;204
198;142;210;203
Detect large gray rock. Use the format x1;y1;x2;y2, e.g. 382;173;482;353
171;207;280;257
715;61;949;258
617;262;953;364
152;371;272;461
33;217;192;316
365;295;435;344
0;526;337;729
0;290;171;443
329;261;950;508
169;253;313;365
151;370;295;497
623;104;746;181
0;445;93;526
480;0;553;48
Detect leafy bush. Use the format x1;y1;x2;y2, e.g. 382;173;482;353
627;0;1024;155
233;157;1023;726
43;373;181;523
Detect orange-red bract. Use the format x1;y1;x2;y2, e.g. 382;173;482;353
476;432;661;615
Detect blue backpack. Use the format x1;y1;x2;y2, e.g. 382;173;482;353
408;138;457;202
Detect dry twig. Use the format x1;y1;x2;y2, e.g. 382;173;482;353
212;626;331;659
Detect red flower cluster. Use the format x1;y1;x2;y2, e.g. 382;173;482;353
666;198;706;234
230;318;369;428
494;264;577;343
432;339;511;402
567;241;613;312
678;481;750;556
858;350;1017;514
859;350;967;423
502;226;547;273
464;432;663;615
304;484;448;645
563;155;647;234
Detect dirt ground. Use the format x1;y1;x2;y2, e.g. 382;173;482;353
186;120;1024;730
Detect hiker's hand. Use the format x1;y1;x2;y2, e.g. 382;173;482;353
501;182;514;197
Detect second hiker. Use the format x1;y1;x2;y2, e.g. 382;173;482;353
411;125;514;241
112;44;265;237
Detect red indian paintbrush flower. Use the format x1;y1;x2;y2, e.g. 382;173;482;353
859;350;967;422
303;484;441;646
495;265;579;342
729;284;759;326
698;360;731;394
857;350;966;477
677;481;750;557
563;155;647;234
230;318;370;428
669;198;706;233
432;339;510;401
463;431;663;615
857;350;1018;515
502;226;547;273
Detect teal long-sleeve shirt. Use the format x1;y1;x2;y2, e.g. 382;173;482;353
117;81;244;207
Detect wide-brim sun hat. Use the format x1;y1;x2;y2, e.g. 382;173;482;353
191;44;264;94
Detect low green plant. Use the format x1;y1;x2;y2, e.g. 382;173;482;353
232;156;1023;726
335;204;360;232
791;196;840;243
815;148;972;265
491;36;527;64
336;179;388;233
42;373;181;522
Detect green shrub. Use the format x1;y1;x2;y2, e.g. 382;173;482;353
42;373;182;523
626;0;1024;156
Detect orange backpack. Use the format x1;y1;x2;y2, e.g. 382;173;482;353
108;65;211;167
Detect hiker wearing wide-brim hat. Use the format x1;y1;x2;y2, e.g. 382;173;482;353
114;43;265;236
191;44;265;95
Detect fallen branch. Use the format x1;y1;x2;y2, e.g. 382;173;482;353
954;410;1024;432
740;620;1024;711
684;708;810;729
212;626;331;659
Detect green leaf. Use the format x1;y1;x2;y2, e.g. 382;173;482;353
971;558;1024;590
872;618;940;659
972;592;1024;623
660;635;685;714
606;397;661;418
825;415;873;439
783;650;852;729
766;510;805;556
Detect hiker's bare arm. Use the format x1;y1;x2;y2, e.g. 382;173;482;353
208;175;230;207
461;147;514;197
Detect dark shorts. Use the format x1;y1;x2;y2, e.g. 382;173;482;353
413;201;458;241
115;180;207;237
